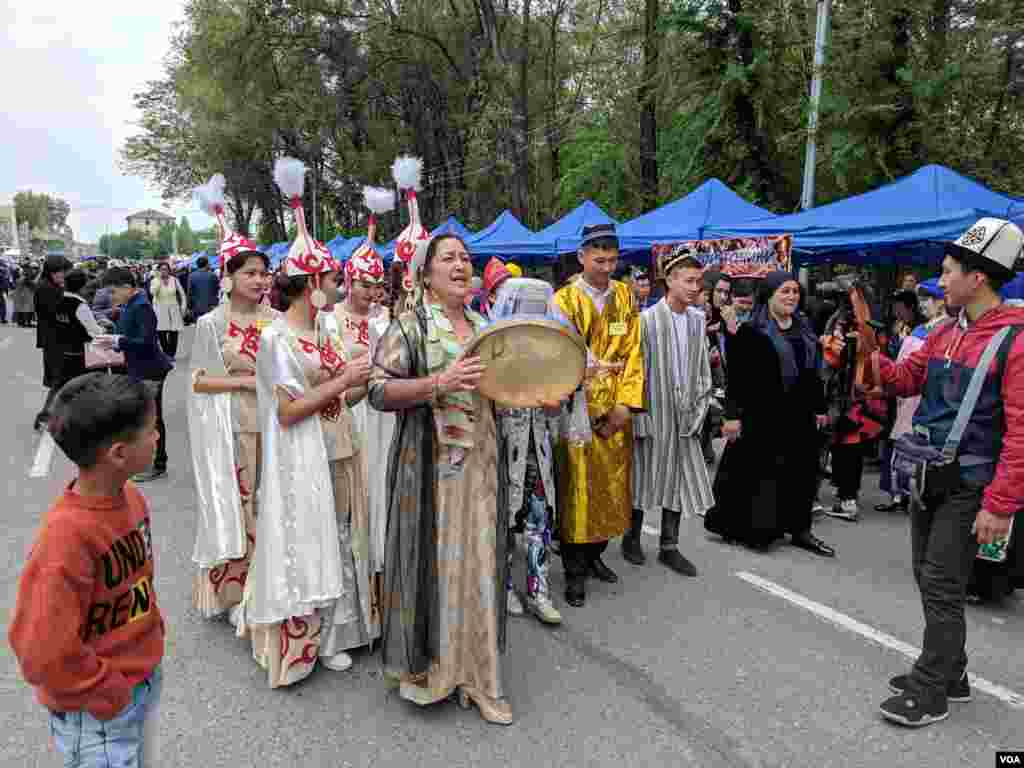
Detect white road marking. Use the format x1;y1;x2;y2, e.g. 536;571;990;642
736;570;1024;709
642;524;661;537
29;431;57;478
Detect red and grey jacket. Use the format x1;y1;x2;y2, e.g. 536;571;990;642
877;304;1024;518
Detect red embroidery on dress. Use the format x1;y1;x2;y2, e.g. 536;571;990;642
227;321;261;363
281;617;321;670
297;336;346;421
235;465;251;500
344;316;370;348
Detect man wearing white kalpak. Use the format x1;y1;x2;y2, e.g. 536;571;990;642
624;248;712;576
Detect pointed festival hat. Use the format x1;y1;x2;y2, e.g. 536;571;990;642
273;157;338;308
345;186;393;290
195;173;260;294
390;156;431;306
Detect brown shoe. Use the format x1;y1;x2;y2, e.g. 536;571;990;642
458;686;513;725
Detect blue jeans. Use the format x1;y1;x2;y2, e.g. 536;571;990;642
49;666;162;767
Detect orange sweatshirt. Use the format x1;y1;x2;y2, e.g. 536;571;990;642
8;481;165;720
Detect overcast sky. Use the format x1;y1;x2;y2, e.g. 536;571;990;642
1;1;213;244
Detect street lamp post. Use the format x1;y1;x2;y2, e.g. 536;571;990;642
799;0;831;286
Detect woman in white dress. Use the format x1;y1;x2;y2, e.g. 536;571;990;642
150;261;185;359
333;185;395;578
189;246;276;626
242;157;378;687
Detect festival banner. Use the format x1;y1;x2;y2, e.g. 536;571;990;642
651;234;792;281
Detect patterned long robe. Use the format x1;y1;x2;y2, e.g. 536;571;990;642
369;307;510;699
632;300;714;517
551;280;644;544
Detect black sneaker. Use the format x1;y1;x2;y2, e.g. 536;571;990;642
879;691;949;727
657;549;698;577
888;672;971;702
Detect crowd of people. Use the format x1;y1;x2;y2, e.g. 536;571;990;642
8;154;1024;764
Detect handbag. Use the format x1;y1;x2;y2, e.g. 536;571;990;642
891;325;1019;506
85;341;125;369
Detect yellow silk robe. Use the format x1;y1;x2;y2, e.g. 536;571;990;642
552;280;644;543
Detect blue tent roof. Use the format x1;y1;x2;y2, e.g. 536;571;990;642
617;179;774;252
464;210;535;261
532;200;617;257
704;165;1023;265
432;216;474;240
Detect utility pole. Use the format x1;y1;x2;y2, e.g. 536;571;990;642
799;0;831;285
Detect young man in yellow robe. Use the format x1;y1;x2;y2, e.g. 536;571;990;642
550;223;644;608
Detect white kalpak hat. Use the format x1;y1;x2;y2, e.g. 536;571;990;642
950;217;1023;275
391;156;431;303
194;174;260;294
273;157;338;308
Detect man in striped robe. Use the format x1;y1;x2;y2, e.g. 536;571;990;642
623;250;713;576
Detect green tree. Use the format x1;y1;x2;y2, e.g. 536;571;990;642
13;191;52;230
177;217;196;253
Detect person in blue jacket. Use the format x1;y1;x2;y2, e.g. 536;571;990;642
94;267;173;481
188;256;220;319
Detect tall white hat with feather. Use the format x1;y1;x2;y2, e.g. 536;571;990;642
391;156;431;308
345;186;393;291
194;173;260;295
273;156;338;309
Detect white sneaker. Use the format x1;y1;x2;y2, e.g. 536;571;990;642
227;604;243;628
827;499;860;521
507;589;524;616
525;594;562;625
321;651;353;672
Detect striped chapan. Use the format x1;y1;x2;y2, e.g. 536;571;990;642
632;300;714;518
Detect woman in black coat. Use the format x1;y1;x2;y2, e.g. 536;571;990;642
33;256;72;430
704;272;835;557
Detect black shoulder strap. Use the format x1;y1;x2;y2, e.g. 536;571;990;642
995;324;1024;387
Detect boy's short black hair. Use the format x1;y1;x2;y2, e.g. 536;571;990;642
196;256;209;269
102;267;136;289
64;269;89;295
946;247;1014;291
48;373;154;469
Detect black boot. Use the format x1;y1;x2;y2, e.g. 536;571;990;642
621;510;646;565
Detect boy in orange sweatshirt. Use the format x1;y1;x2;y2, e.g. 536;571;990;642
9;372;166;766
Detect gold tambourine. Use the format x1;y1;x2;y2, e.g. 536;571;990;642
464;319;587;407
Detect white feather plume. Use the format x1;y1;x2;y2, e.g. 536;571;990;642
273;157;307;200
363;186;395;215
391;155;423;191
195;174;226;216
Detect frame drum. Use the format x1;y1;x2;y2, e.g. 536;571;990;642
465;319;586;407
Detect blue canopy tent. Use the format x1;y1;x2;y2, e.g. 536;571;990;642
432;216;474;240
477;201;616;264
617;179;774;253
704;165;1023;266
463;210;535;263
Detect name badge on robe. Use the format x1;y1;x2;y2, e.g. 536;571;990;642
609;321;627;336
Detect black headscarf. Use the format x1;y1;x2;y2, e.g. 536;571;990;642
750;272;819;391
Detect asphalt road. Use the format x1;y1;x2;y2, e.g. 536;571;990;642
1;323;1021;767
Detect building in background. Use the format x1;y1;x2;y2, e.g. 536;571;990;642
126;209;174;238
0;205;18;253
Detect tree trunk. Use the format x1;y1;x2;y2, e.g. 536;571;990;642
726;0;783;206
638;0;660;212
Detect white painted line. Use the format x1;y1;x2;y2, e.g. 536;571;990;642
29;432;57;478
641;524;661;537
736;570;1024;709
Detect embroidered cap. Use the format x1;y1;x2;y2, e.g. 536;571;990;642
579;223;619;250
949;217;1023;275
